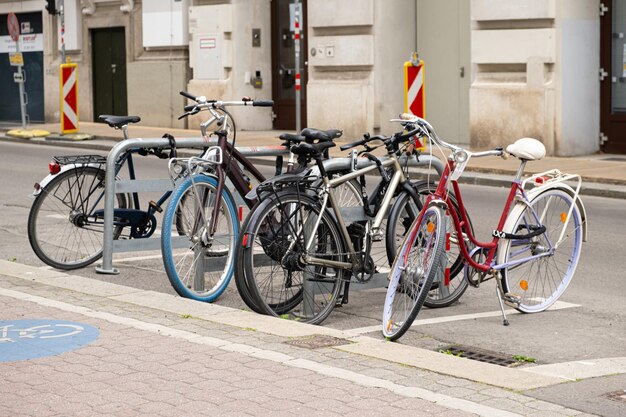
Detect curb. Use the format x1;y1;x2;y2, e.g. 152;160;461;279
3;134;626;199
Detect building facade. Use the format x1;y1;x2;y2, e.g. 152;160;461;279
0;0;620;155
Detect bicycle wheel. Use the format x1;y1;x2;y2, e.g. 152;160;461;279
235;178;361;314
234;200;267;313
383;205;445;341
386;182;471;308
242;192;346;324
161;174;238;302
499;188;583;313
28;167;127;270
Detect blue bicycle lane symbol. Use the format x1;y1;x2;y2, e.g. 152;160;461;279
0;319;99;362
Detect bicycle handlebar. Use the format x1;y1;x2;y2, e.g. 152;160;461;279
396;113;507;160
180;90;197;101
178;90;274;119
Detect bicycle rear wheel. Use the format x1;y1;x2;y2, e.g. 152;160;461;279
27;167;127;270
383;205;445;341
499;188;583;313
235;178;361;314
242;192;345;324
161;175;238;302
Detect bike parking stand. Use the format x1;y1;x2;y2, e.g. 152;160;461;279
95;136;289;275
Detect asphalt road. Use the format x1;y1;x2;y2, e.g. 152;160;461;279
2;140;625;416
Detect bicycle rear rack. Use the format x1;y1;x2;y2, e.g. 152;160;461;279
54;155;107;166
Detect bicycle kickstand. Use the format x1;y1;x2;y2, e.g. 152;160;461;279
494;275;510;326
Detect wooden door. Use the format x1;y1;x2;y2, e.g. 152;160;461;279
92;27;127;119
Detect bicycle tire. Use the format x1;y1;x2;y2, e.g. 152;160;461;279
235;178;361;314
383;205;445;341
498;188;583;313
234;200;267;313
27;166;127;270
386;182;472;308
161;174;238;302
242;192;346;324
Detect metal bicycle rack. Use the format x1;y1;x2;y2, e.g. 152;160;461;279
95;137;290;275
95;136;445;285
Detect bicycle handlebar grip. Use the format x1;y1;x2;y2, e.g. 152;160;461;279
339;138;367;151
183;104;196;112
397;127;422;141
252;100;274;107
180;90;197;101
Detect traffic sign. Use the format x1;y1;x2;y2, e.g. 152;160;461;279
61;63;79;133
13;71;24;83
7;12;20;43
9;52;23;66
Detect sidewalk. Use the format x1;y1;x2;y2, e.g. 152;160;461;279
1;259;610;417
2;121;626;199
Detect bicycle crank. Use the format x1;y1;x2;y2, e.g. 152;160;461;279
464;246;490;287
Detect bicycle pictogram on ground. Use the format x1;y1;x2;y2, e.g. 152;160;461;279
0;319;99;362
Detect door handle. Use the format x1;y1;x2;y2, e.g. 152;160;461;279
111;64;117;74
460;66;465;78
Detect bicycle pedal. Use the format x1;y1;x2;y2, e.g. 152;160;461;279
149;200;163;213
503;292;522;307
370;230;384;242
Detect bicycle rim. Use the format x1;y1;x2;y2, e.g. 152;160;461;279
500;189;582;313
161;175;237;302
383;206;444;340
387;184;469;308
245;193;344;324
27;167;126;270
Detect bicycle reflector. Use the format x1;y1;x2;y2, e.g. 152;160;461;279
534;176;549;184
49;160;61;175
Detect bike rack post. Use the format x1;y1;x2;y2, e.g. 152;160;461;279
95;137;290;275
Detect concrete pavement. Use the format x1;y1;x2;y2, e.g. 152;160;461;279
1;259;618;417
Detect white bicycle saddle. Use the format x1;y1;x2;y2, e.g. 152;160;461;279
505;137;546;160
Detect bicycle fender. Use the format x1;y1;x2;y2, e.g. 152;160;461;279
245;170;312;201
496;185;587;267
240;191;319;249
526;183;588;242
32;163;105;197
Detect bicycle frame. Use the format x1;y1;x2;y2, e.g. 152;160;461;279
416;155;583;276
302;157;410;271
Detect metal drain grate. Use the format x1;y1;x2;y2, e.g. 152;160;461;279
439;345;521;367
284;334;352;349
604;390;626;403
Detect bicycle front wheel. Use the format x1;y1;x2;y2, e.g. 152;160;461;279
242;192;345;324
27;167;127;270
161;175;238;302
499;188;583;313
386;183;471;308
383;205;445;341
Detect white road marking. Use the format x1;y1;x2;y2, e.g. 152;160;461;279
343;300;580;337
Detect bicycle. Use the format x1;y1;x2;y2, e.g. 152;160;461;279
28;115;182;270
27;94;271;271
383;115;588;341
236;122;462;324
160;92;345;302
